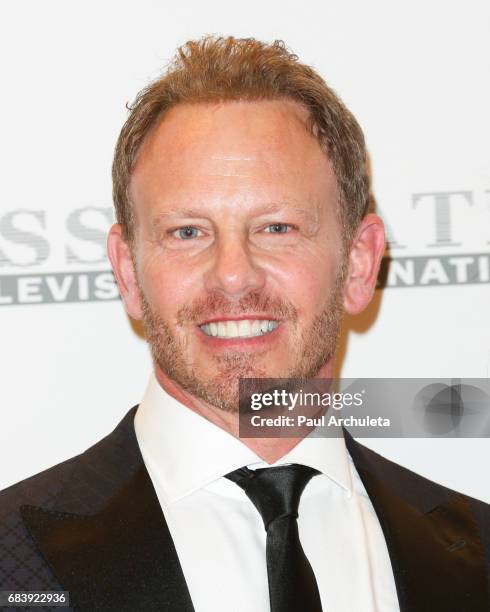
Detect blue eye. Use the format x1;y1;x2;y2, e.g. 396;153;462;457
266;223;290;233
177;226;199;239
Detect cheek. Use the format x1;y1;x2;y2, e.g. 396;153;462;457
137;249;200;317
269;250;339;316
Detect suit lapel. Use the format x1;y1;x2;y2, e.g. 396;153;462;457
20;410;194;612
345;432;488;611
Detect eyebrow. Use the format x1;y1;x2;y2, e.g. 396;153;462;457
151;202;318;222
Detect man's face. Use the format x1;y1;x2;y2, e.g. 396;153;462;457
128;99;346;412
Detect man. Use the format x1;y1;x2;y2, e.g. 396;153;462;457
0;36;488;612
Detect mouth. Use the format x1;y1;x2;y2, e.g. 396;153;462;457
198;317;280;339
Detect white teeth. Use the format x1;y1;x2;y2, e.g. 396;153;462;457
251;320;261;335
217;321;227;337
228;320;239;337
200;319;279;339
238;320;251;336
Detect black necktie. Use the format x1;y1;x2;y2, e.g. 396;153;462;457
225;463;323;612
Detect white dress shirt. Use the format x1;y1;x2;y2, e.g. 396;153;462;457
134;374;400;612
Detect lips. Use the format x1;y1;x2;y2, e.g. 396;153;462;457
198;313;280;325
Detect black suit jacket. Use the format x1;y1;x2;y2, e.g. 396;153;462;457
1;406;489;611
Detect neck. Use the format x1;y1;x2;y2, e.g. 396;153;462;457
154;360;336;464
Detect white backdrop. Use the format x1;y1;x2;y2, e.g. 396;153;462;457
1;1;489;499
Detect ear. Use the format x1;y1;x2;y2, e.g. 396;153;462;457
343;213;386;315
107;224;144;320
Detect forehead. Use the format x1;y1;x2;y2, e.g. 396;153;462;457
130;99;337;208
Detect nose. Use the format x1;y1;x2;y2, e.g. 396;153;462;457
203;233;266;298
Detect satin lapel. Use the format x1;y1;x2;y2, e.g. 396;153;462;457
346;434;488;612
21;465;194;612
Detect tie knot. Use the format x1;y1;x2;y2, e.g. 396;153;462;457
225;464;320;530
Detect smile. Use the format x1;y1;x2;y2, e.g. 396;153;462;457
199;319;279;339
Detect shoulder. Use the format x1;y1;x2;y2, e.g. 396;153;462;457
0;406;139;591
346;431;490;518
0;405;140;513
0;454;79;516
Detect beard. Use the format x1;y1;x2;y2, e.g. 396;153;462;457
140;265;345;413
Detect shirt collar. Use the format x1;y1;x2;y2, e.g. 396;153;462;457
135;373;352;503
